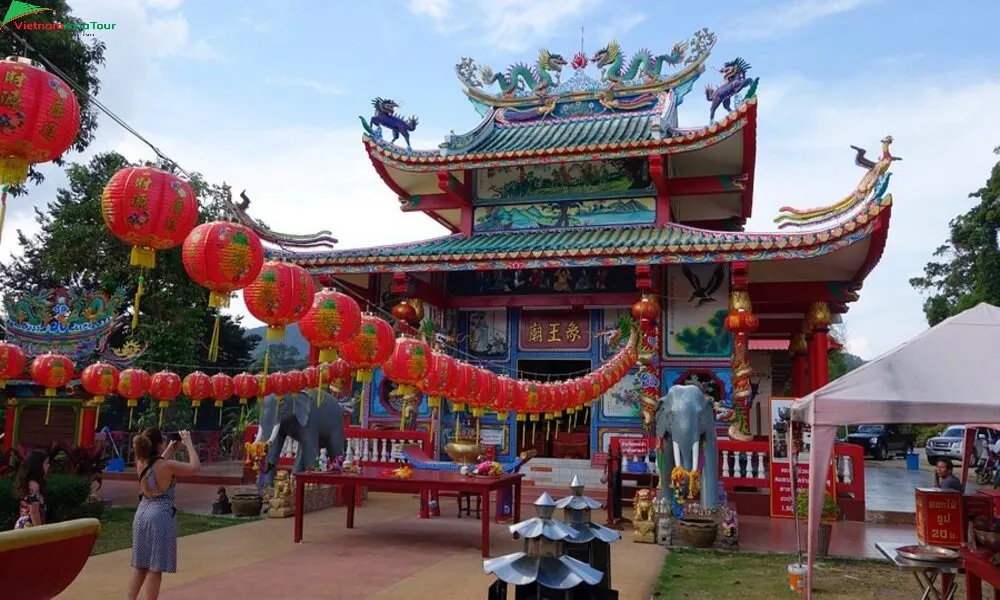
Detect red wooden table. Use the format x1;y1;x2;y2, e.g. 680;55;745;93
962;548;1000;600
292;470;524;557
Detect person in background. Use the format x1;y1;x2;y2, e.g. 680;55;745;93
935;458;965;492
13;450;50;529
128;428;201;600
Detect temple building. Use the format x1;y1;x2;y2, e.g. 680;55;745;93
266;28;893;485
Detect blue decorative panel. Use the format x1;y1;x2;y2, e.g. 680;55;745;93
661;365;733;428
368;368;429;418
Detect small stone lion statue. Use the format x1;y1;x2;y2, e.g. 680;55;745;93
634;489;655;522
268;470;295;518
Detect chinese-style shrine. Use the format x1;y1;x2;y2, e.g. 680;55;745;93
0;287;143;450
263;28;892;502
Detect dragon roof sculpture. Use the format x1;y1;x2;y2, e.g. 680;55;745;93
454;28;717;118
220;185;338;249
2;287;144;368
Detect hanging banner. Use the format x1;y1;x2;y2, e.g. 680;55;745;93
768;396;835;519
518;310;591;351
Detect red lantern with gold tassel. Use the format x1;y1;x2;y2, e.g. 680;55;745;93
420;352;456;411
210;373;234;426
495;375;516;421
267;371;291;397
340;314;395;382
101;166;198;329
328;359;353;394
299;289;362;363
149;371;181;428
232;372;258;419
243;261;315;344
287;370;307;393
382;336;431;430
80;362;119;428
117;367;150;429
472;369;498;441
182;371;212;424
0;342;27;387
182;221;264;361
0;57;81;241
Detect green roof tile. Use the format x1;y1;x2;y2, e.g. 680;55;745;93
457;113;655;155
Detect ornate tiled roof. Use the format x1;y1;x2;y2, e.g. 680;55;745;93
365;96;753;172
274;194;891;274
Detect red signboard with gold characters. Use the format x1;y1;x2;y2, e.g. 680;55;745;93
518;310;590;351
915;488;964;548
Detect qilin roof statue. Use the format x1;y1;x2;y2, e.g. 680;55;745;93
3;287;144;368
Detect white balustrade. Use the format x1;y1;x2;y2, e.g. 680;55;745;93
722;450;731;477
719;448;769;482
756;452;767;479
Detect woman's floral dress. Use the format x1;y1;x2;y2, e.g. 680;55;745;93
14;483;45;529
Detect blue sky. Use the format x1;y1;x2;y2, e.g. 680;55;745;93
5;0;1000;359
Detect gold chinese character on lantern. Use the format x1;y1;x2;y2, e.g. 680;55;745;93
39;121;57;141
4;70;26;87
134;175;152;190
130;192;149;209
0;90;22;109
528;322;543;343
48;98;65;118
548;322;562;343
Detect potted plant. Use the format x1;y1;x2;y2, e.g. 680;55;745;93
796;490;840;557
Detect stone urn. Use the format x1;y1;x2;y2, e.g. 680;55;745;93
231;493;263;517
445;440;483;465
677;516;718;548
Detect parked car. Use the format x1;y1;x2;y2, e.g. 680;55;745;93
846;424;916;460
925;425;1000;465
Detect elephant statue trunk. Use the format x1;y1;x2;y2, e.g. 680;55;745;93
253;390;347;487
655;384;720;510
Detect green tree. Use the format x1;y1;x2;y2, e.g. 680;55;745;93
910;148;1000;324
2;0;106;189
0;152;261;395
255;343;306;371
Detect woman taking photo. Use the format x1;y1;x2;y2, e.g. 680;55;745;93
13;450;49;529
128;428;200;600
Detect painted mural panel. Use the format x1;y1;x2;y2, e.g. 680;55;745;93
465;309;509;358
665;264;733;358
473;197;655;232
473;158;653;203
600;371;642;420
518;310;591;352
446;266;636;296
601;308;630;360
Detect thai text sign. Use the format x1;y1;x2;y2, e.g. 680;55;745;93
770;462;836;519
518;310;590;351
915;488;964;548
609;436;654;458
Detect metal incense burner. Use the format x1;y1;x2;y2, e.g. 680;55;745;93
556;475;621;591
484;493;607;599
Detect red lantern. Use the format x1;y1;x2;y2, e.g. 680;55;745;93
381;336;431;394
495;375;517;420
81;362;119;404
391;301;418;328
0;342;27;386
150;371;181;428
631;295;660;322
267;372;291;396
101;166;198;269
31;353;74;396
182;371;212;423
0;57;80;187
299;289;362;362
210;372;234;408
448;361;473;411
474;369;499;417
420;352;456;409
118;367;151;429
328;358;353;393
304;366;320;389
340;314;395;382
243;261;316;343
287;370;307;393
233;372;258;411
182;221;264;308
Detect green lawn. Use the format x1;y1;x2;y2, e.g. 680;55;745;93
91;507;252;556
654;549;965;599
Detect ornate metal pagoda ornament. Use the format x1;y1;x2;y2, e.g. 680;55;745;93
2;286;144;368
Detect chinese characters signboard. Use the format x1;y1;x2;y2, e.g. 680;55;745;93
915;488;964;548
518;310;590;351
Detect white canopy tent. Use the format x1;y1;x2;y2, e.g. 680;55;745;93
790;302;1000;597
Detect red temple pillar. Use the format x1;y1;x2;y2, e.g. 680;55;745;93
790;332;808;397
78;400;97;447
2;396;15;451
724;261;758;441
807;302;832;392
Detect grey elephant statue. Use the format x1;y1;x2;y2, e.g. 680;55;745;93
655;384;720;509
253;389;348;486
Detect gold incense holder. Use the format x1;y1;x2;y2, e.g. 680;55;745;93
445;439;483;465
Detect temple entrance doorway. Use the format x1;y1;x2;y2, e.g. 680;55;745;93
515;358;592;459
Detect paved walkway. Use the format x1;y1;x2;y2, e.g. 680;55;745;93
60;493;665;600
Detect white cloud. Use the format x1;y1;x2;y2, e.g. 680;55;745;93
845;337;872;360
595;12;647;43
728;0;875;40
409;0;603;52
264;76;342;96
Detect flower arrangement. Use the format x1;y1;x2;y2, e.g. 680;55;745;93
381;465;413;479
670;465;701;506
243;441;268;475
473;460;504;477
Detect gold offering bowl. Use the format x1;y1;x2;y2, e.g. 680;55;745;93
445;439;483;465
